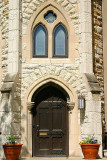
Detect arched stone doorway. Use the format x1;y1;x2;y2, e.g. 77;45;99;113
25;77;78;157
31;83;69;156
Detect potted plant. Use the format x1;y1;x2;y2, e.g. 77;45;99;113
2;135;23;160
79;135;100;159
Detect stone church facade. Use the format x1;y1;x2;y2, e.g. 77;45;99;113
0;0;104;158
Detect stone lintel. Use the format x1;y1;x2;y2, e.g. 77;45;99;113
83;73;101;93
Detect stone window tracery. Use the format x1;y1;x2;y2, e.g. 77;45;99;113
44;11;57;23
32;8;69;58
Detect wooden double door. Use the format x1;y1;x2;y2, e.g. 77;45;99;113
32;86;68;156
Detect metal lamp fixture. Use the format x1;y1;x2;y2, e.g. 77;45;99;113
78;94;85;110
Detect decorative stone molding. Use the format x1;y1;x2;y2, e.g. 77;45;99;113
27;102;35;111
1;82;14;92
67;98;75;111
0;73;17;92
83;73;101;93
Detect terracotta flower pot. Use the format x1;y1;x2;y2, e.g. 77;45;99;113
80;144;100;159
2;144;23;160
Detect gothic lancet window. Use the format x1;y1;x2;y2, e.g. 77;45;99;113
53;24;68;57
32;9;68;58
33;24;48;57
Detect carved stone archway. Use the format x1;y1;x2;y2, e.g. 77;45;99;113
22;76;78;157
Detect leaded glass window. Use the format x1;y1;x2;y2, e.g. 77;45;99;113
54;24;68;57
44;11;57;23
33;24;48;57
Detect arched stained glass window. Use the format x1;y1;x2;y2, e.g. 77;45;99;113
54;24;68;57
33;24;48;57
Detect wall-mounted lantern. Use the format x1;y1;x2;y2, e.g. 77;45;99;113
78;94;85;110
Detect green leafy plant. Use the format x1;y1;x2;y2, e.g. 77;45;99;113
79;135;98;144
6;135;17;144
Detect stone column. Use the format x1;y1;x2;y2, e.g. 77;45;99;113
80;74;102;158
8;0;20;73
27;102;35;156
85;93;102;157
0;1;21;158
79;0;93;73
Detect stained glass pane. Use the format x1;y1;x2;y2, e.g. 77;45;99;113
54;25;67;56
33;25;47;56
44;11;56;23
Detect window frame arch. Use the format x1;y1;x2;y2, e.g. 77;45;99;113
53;23;68;58
33;23;48;58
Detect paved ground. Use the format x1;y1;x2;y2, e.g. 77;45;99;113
20;157;107;160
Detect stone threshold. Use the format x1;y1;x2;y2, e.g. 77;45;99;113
18;157;107;160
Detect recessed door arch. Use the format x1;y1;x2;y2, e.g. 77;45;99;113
31;85;69;156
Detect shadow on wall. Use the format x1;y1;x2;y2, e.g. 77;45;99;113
0;91;28;158
0;93;12;136
80;110;85;124
0;92;12;158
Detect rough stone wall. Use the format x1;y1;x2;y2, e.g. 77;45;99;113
21;63;86;100
92;0;104;132
0;1;9;157
0;0;9;79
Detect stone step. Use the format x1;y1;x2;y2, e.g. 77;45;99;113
19;157;107;160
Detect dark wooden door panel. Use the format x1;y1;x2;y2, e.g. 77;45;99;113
39;108;50;130
38;137;50;155
51;136;65;155
32;86;68;156
52;108;62;130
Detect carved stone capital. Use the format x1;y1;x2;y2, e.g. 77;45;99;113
27;102;35;111
67;102;75;111
67;98;75;111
